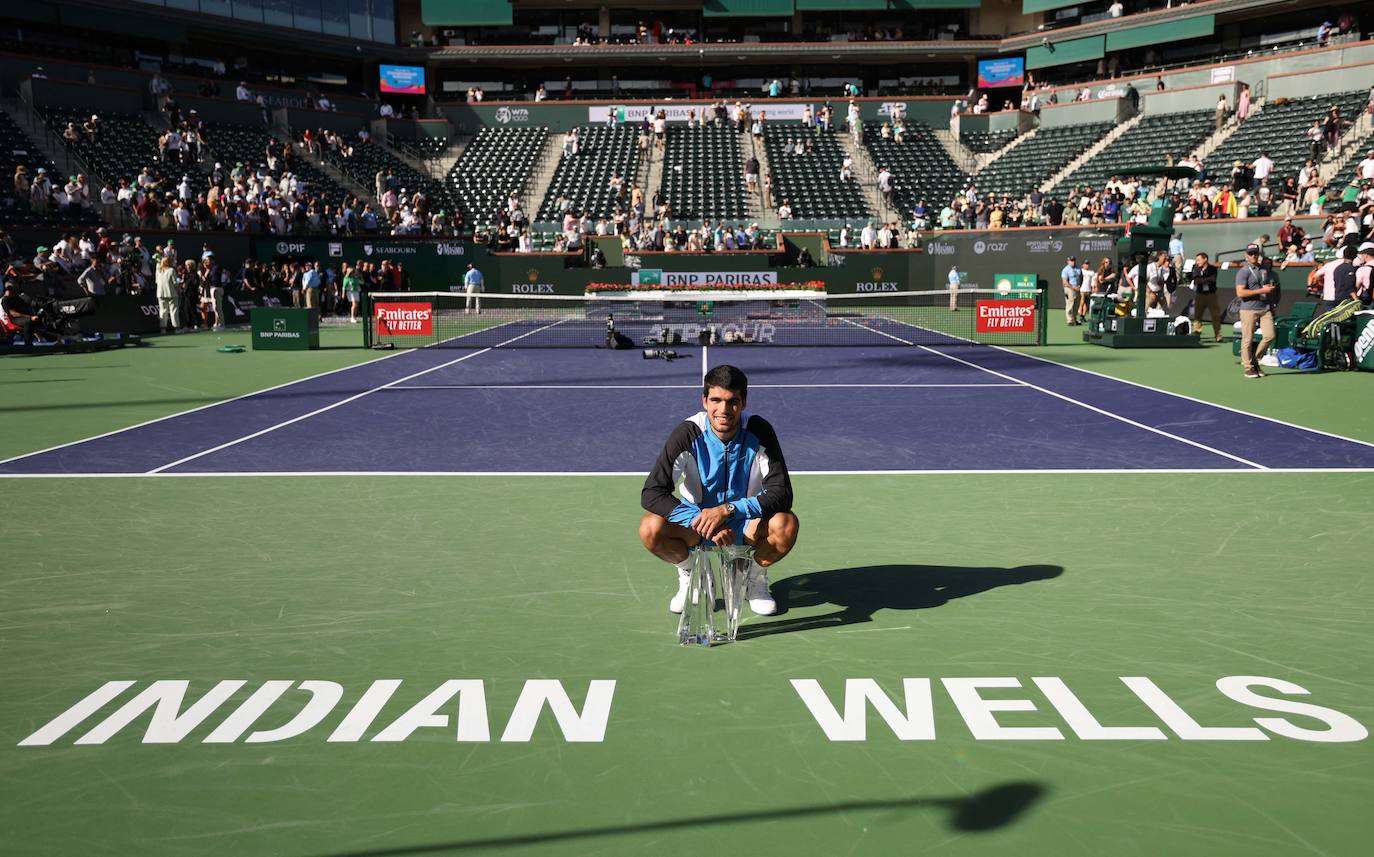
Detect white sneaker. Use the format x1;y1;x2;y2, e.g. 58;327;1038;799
668;566;691;614
746;563;776;615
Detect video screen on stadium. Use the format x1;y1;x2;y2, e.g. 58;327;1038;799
379;64;425;94
977;57;1025;89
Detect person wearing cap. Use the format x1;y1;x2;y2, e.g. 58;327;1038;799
1060;256;1083;324
1352;242;1374;305
1235;244;1278;378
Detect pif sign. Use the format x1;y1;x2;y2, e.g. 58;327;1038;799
976;300;1036;333
375;303;433;336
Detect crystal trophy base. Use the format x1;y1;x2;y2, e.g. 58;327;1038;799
678;545;754;647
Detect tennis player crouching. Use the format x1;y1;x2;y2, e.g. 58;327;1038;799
639;364;799;616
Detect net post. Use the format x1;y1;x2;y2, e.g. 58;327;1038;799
1037;285;1048;346
362;292;373;348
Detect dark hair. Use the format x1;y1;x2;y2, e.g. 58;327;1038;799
702;364;748;398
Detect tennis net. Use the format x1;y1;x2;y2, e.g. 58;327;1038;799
362;288;1046;349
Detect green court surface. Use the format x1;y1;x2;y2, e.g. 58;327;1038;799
3;321;1373;856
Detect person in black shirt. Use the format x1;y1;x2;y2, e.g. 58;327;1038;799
2;282;46;345
1190;252;1222;341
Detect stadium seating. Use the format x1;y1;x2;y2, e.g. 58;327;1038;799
659;125;746;222
0;110;101;228
971;122;1112;198
446;126;548;226
762;124;870;221
536;125;640;222
43;108;165;190
1207;90;1368;186
200;121;354;211
1328;132;1374;205
325;140;454;214
1054;110;1213;192
391;136;449;160
862;122;967;217
960;128;1016;154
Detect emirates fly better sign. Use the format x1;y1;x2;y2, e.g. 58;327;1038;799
375;302;433;336
976;300;1036;333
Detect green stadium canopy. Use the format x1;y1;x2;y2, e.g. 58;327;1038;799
891;0;981;8
421;0;513;26
704;0;795;15
1022;0;1087;12
795;0;887;10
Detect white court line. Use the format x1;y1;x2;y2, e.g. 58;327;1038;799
384;383;1023;390
3;467;1371;479
701;340;708;381
145;319;568;474
837;317;1266;470
990;343;1374;452
0;319;524;470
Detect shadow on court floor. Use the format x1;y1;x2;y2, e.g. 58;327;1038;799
743;563;1064;638
305;782;1047;856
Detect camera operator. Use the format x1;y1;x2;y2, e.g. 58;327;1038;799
2;281;48;346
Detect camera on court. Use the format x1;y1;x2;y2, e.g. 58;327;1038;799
642;348;680;360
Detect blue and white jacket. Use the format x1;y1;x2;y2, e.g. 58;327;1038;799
641;411;793;534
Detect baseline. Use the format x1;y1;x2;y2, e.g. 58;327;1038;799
145;320;568;474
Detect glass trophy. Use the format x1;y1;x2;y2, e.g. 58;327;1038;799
678;545;754;647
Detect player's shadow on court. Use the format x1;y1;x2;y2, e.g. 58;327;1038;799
741;563;1063;639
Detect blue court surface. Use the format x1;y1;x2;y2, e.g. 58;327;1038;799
4;340;1373;476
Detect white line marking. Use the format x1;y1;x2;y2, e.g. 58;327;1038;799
0;320;518;470
838;316;1266;470
701;340;708;381
145;319;569;474
384;383;1024;390
913;343;1267;470
5;467;1372;479
837;625;913;634
991;343;1374;452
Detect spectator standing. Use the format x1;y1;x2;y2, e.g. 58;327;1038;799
1190;252;1222;341
1236;85;1251;124
947;265;961;312
1215;94;1228;133
1061;255;1083;324
155;255;180;333
302;261;322;310
1235;244;1277;378
1077;259;1095;322
463;262;483;314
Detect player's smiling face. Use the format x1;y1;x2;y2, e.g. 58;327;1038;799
703;386;744;440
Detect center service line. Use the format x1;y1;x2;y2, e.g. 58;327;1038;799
146;319;570;474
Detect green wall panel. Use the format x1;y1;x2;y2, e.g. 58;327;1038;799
1104;15;1215;52
1026;34;1104;70
892;0;981;8
703;0;794;16
1022;0;1089;13
421;0;513;26
796;0;886;10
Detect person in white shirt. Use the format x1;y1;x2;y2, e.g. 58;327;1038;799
1109;1;1124;17
1078;258;1096;322
1359;150;1374;181
1251;152;1273;188
1145;251;1173;311
778;200;793;220
235;82;252;102
839;224;852;247
860;221;877;249
839;155;853;182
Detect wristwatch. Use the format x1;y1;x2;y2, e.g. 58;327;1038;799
723;502;736;516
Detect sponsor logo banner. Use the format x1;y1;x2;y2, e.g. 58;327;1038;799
976;299;1036;333
494;106;531;124
362;243;419;257
591;104;809;124
375;302;433;336
631;270;778;287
